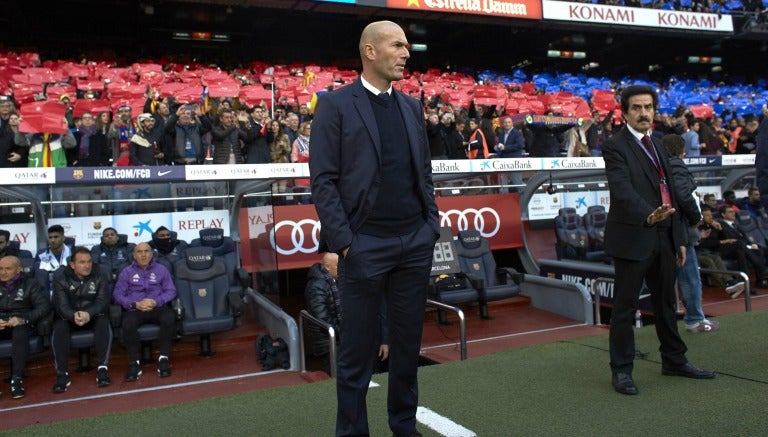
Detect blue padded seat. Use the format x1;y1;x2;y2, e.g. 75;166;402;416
173;246;241;356
455;230;523;319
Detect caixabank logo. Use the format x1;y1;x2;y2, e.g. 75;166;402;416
479;159;535;171
432;161;462;173
546;158;601;170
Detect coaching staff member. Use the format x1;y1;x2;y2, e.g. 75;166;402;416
309;20;439;437
603;85;714;396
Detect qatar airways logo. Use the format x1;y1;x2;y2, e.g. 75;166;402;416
420;0;529;16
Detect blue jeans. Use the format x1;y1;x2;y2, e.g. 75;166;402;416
676;245;705;326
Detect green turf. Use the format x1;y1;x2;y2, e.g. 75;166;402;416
10;310;768;436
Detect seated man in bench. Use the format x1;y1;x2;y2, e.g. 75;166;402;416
113;243;177;381
51;247;113;393
0;255;51;399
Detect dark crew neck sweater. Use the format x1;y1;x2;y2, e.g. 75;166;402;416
358;90;424;237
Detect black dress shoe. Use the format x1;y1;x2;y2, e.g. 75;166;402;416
662;362;715;379
612;372;638;395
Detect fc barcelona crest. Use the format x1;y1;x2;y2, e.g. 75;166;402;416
473;263;480;271
198;288;207;297
72;169;84;180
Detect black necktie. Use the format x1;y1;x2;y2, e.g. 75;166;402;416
641;135;661;172
379;92;390;103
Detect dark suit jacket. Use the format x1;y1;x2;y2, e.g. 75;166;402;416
494;127;524;158
603;127;686;261
309;79;439;254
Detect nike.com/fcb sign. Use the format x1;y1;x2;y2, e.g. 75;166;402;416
387;0;542;20
542;0;733;33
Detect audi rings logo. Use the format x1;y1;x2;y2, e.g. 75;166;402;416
270;219;321;255
439;207;501;238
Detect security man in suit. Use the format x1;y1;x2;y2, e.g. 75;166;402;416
310;21;439;437
603;85;714;396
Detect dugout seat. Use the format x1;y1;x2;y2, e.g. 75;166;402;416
427;228;483;324
455;230;523;319
734;210;768;248
10;241;35;274
173;246;244;356
554;207;588;261
189;228;249;293
582;205;610;262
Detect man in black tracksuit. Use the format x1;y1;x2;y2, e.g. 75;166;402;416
51;247;113;393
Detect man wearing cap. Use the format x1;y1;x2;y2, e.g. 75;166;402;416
143;94;173;154
129;113;164;166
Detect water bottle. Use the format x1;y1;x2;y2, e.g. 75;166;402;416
634;310;643;328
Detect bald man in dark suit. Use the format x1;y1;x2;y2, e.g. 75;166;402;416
310;21;439;437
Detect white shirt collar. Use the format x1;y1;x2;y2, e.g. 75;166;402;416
360;75;392;96
626;124;652;142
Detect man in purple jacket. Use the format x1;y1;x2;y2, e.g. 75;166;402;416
113;242;177;381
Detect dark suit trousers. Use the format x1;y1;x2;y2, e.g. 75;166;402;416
335;221;434;437
121;306;176;363
609;227;688;373
0;325;31;378
720;243;767;279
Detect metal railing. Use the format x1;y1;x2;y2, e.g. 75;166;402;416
593;276;613;325
299;309;338;378
244;288;300;371
699;267;752;312
426;299;467;361
299;300;468;379
591;268;751;327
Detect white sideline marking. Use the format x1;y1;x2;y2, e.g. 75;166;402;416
420;323;586;352
417;406;477;437
369;380;380;388
0;369;289;413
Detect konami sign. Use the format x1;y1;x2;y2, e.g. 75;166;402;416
387;0;542;20
542;0;733;32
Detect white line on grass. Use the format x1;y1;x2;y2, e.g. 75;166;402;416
417;406;477;437
0;369;289;413
420;323;586;352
